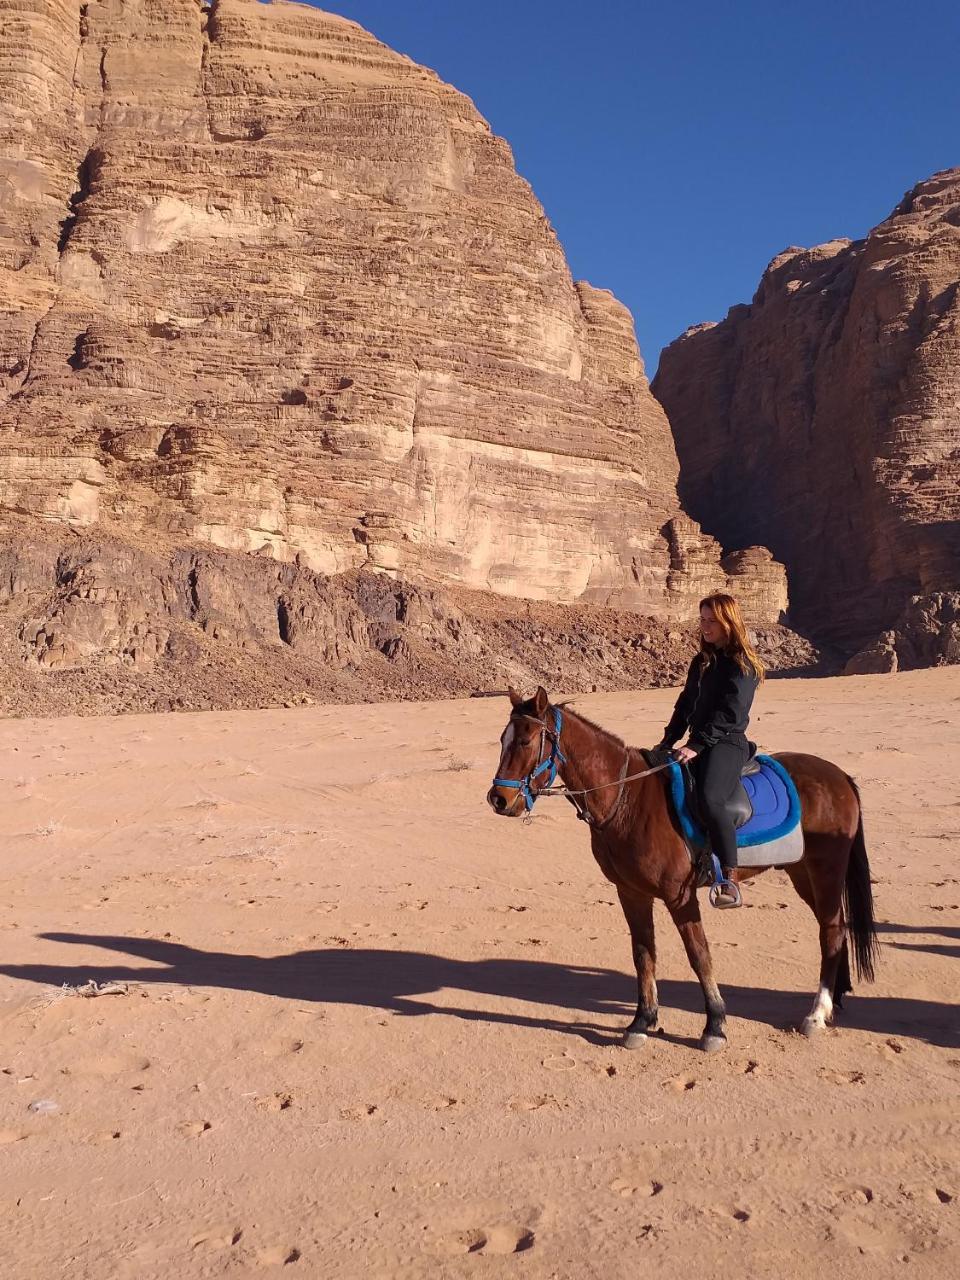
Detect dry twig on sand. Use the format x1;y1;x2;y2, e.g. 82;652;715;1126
32;979;132;1008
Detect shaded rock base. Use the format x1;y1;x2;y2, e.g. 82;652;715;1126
0;530;825;717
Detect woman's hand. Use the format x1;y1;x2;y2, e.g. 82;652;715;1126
673;745;698;763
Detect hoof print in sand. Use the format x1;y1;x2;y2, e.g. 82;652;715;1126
256;1092;294;1113
190;1226;243;1252
178;1119;212;1137
609;1177;663;1199
256;1245;301;1266
340;1103;378;1120
431;1226;535;1257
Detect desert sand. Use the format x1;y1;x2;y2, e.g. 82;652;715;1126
0;669;957;1279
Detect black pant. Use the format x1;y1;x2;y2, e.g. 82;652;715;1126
692;738;749;870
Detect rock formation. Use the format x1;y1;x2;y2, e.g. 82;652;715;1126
0;0;789;709
0;526;816;717
0;0;781;610
653;169;960;661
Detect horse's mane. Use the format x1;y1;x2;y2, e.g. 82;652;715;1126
510;696;633;754
554;701;629;751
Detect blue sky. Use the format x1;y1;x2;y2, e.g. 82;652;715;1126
298;0;960;375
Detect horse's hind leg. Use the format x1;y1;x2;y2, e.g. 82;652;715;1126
667;891;727;1052
786;839;848;1037
617;887;658;1049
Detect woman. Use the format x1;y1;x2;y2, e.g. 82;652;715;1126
657;593;765;908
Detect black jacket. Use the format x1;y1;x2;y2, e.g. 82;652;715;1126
662;651;758;752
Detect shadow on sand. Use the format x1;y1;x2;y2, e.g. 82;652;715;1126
0;932;957;1049
878;920;960;962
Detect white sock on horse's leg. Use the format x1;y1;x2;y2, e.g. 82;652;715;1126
801;984;834;1035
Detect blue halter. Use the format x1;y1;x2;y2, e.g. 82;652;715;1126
493;707;566;813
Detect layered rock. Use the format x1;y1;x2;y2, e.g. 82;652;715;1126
653;169;960;655
0;0;782;641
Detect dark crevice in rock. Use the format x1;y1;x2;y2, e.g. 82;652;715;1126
67;332;87;371
277;598;293;645
187;566;202;616
58;149;102;255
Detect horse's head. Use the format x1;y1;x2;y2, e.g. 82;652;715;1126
487;685;564;817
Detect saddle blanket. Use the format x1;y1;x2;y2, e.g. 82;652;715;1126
667;754;804;868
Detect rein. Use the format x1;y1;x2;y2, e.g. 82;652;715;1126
492;708;675;829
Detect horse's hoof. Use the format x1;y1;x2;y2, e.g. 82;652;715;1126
800;1017;823;1038
700;1034;727;1054
623;1031;649;1050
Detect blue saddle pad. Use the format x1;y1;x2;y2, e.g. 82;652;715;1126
668;754;801;850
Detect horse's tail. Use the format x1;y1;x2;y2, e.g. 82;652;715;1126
843;775;879;984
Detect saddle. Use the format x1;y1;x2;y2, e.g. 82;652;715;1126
647;747;804;870
683;747;762;832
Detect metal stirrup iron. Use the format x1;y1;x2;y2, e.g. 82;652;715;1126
708;853;742;909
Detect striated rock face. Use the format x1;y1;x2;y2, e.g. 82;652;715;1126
0;0;782;634
653;169;960;654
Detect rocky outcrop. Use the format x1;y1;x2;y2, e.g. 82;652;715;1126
0;0;782;632
845;592;960;674
0;526;821;717
653;169;960;656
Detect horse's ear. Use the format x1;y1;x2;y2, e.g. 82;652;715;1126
534;686;549;715
508;686;523;708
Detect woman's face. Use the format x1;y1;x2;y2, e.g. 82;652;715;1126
699;605;725;647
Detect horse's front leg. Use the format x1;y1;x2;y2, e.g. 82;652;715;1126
617;887;659;1049
668;891;728;1052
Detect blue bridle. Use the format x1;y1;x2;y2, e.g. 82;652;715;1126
492;707;566;812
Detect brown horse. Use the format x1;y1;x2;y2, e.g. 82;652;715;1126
487;686;878;1052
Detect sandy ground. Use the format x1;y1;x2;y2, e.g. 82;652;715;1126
0;669;957;1279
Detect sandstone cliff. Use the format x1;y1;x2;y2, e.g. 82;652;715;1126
0;0;788;709
0;0;780;611
653;169;960;663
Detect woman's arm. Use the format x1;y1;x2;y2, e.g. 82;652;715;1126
660;657;700;747
688;662;758;752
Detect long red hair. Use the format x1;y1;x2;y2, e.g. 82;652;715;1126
699;593;765;681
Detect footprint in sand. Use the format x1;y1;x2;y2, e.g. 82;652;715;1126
509;1095;566;1112
833;1184;874;1205
69;1054;151;1078
256;1245;301;1265
190;1226;243;1251
818;1068;866;1085
178;1120;212;1137
664;1074;697;1092
541;1055;577;1072
255;1093;294;1113
432;1226;535;1257
340;1103;378;1120
883;1038;905;1055
609;1177;663;1199
261;1038;304;1059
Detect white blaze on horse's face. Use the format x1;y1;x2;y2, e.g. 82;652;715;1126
488;715;542;816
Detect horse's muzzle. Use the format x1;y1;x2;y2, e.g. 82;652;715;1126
487;787;516;816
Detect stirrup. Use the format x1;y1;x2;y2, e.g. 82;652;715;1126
708;853;742;910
